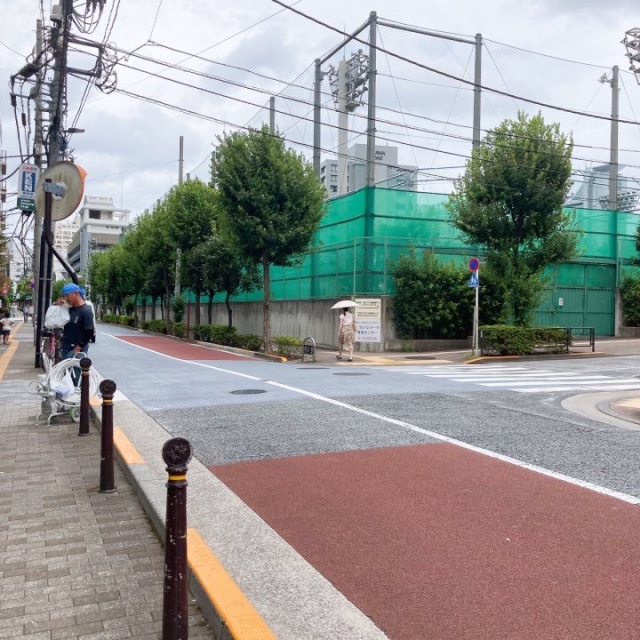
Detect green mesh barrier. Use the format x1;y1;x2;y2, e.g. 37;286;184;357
207;188;638;335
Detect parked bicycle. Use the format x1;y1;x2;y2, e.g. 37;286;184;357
40;327;62;374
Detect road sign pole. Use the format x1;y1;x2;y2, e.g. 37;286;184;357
473;278;480;356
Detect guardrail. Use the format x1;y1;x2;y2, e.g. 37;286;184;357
564;326;595;353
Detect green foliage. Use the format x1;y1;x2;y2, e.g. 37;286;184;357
391;250;474;339
101;314;134;327
143;319;168;334
215;125;326;350
272;335;303;359
172;322;186;338
480;325;567;355
237;334;262;351
192;324;261;350
621;275;640;326
448;111;579;326
171;295;186;322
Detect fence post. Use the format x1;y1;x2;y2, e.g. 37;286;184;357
78;357;92;436
162;437;193;640
98;379;116;493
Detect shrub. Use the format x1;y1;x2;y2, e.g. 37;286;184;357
172;322;186;339
272;335;303;359
145;319;168;334
480;325;566;356
209;325;239;346
102;313;116;324
193;325;210;341
391;250;474;340
237;334;262;351
171;295;186;322
621;275;640;326
118;315;135;327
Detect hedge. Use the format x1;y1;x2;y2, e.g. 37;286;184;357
480;325;567;356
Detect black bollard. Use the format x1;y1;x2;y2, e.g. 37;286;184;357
78;357;92;436
98;379;116;493
162;437;193;640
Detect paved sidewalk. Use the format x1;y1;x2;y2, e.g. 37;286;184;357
0;321;214;639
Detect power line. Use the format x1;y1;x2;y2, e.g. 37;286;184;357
270;0;640;126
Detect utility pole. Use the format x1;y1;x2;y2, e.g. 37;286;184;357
609;65;619;212
269;96;276;133
35;0;73;367
473;33;482;147
32;19;44;339
365;11;377;190
174;136;184;298
313;59;323;178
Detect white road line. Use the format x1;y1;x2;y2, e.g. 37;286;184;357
104;333;640;506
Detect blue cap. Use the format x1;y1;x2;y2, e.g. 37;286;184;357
61;283;81;295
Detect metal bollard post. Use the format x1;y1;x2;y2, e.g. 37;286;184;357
162;437;193;640
98;379;116;494
78;357;92;436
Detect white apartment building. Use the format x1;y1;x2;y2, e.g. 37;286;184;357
52;216;80;281
66;196;130;274
320;144;418;197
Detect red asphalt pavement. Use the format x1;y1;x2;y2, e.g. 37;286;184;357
211;443;640;640
116;335;248;360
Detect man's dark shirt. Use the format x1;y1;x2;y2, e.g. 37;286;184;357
61;304;95;352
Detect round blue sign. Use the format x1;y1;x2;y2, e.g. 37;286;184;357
468;257;480;272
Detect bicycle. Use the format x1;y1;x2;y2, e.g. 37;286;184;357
40;327;62;374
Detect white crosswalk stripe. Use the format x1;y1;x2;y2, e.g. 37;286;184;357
381;364;640;393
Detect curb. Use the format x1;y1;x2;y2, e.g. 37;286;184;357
90;401;278;640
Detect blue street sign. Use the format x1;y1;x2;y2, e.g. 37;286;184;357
468;272;480;288
17;163;39;212
468;257;480;272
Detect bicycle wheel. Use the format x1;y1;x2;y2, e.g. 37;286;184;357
41;338;52;374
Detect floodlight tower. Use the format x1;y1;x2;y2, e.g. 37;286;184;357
328;50;370;195
623;28;640;83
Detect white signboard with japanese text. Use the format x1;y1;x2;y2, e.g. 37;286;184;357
355;298;382;343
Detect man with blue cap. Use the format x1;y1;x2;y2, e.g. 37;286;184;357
60;283;95;360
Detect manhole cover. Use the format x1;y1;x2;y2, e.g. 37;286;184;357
230;389;267;395
333;372;371;376
405;356;436;360
297;367;330;370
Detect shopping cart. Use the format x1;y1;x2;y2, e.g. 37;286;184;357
29;354;100;425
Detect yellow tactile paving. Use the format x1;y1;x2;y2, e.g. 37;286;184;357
187;528;277;640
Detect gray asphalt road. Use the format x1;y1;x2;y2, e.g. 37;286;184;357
90;324;640;498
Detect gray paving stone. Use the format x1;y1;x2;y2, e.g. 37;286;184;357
0;325;215;638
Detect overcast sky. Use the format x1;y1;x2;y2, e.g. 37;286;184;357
1;0;639;239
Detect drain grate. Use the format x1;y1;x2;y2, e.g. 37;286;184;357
333;372;371;376
405;355;436;360
297;367;330;370
230;389;267;395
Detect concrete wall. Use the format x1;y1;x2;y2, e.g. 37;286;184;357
139;297;472;353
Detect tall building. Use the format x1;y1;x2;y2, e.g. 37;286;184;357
52;216;80;281
320;144;417;198
66;196;130;275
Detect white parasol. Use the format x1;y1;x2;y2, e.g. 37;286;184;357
331;300;361;309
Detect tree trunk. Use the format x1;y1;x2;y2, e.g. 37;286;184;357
262;255;271;353
225;293;233;328
207;290;214;324
195;291;201;327
151;297;156;320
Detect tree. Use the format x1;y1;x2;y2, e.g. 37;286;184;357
215;125;325;350
447;111;578;325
